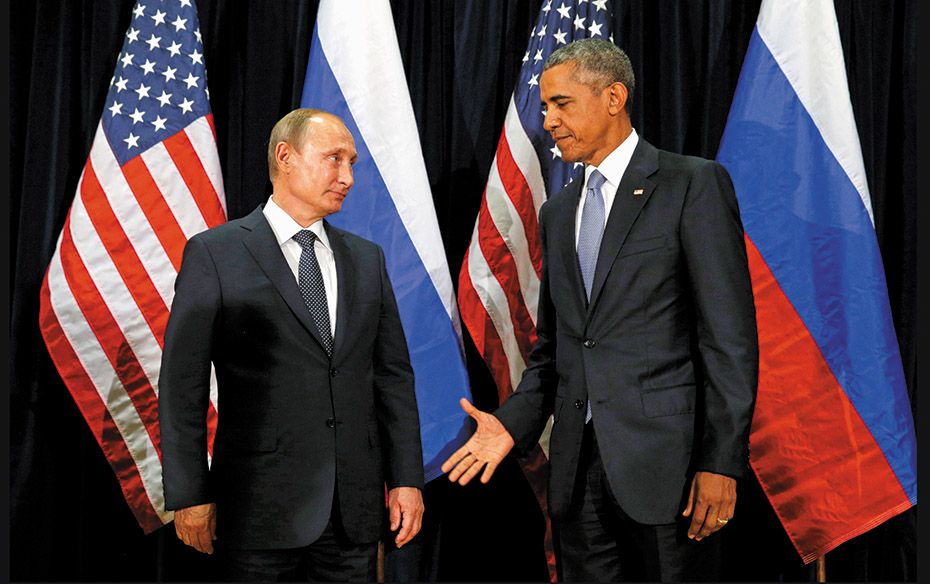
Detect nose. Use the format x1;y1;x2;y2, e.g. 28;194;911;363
543;109;559;132
339;162;354;190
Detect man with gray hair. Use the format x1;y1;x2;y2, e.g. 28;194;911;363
160;108;425;581
443;39;758;581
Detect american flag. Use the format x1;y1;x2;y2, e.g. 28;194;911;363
458;0;613;402
38;0;224;533
456;1;612;580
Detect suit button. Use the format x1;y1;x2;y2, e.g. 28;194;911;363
583;338;596;348
326;418;336;428
330;368;338;377
574;400;585;410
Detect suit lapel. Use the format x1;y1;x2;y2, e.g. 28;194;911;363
325;222;355;360
552;179;589;324
587;139;659;316
240;207;330;354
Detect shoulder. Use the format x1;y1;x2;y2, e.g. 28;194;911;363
653;145;733;186
188;209;262;247
655;148;725;176
541;174;583;219
325;223;385;260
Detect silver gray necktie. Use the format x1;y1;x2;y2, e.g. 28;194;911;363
577;169;607;423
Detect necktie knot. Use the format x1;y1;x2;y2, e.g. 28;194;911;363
587;169;607;192
293;229;318;250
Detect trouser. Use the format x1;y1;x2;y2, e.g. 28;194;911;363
556;424;722;582
218;495;378;582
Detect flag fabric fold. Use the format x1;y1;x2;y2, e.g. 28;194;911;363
717;0;917;563
300;0;472;482
39;0;224;533
456;2;613;581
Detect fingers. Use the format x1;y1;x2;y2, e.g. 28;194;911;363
459;397;479;419
682;478;697;517
175;522;190;548
457;456;485;486
447;453;483;485
696;510;720;541
177;522;214;554
684;472;737;540
389;497;402;531
688;503;735;540
192;528;215;554
174;504;216;554
686;499;710;540
480;458;501;484
394;507;423;548
390;491;424;548
441;443;472;474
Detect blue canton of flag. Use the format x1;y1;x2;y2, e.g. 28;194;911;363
516;0;613;192
104;0;211;164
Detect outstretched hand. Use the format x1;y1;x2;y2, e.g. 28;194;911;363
441;398;515;485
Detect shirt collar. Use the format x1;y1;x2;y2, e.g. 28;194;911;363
584;128;639;189
263;196;331;250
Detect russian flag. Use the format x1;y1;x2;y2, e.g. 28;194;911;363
300;0;472;481
717;0;917;563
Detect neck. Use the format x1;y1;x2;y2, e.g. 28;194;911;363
270;191;324;228
589;120;633;167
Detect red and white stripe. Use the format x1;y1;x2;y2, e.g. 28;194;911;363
459;97;547;402
39;114;224;533
457;96;558;582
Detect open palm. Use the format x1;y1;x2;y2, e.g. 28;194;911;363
441;398;515;485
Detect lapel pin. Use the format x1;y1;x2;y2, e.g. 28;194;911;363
633;188;644;196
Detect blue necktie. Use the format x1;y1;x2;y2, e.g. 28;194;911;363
577;169;607;301
577;169;607;423
293;230;333;357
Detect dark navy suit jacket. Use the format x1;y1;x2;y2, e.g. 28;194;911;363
496;139;758;525
159;207;423;549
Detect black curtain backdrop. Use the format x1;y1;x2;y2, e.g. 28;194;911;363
10;0;916;581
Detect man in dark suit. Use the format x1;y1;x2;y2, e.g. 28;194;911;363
159;108;424;581
442;39;758;581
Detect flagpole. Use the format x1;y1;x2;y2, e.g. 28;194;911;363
816;555;826;582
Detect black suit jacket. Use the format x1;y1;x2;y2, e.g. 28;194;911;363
159;207;423;549
496;138;758;525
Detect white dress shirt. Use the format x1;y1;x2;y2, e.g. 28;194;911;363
263;196;338;336
574;128;640;247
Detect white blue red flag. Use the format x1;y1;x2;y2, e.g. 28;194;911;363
456;2;613;581
39;0;224;532
717;0;917;563
300;0;472;482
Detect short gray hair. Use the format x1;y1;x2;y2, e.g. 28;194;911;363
544;38;635;113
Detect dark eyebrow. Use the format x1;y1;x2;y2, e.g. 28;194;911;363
541;94;571;108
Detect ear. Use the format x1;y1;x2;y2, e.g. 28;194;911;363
606;82;629;116
274;141;292;175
